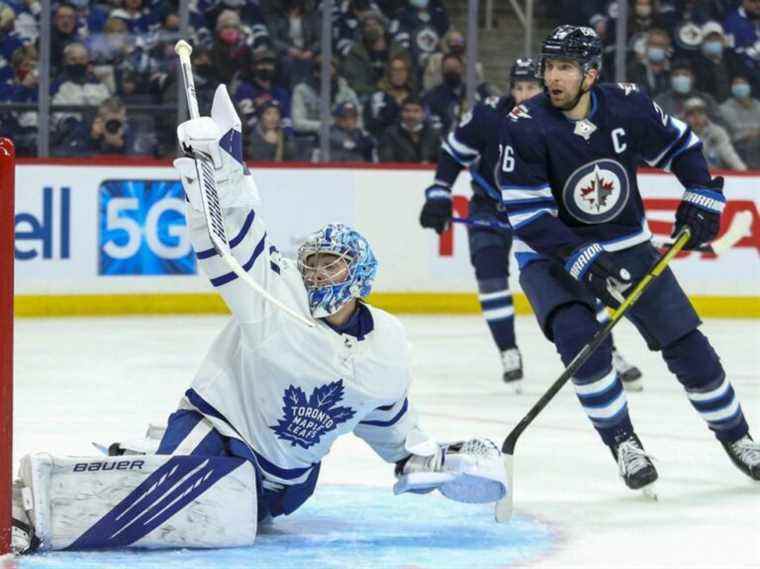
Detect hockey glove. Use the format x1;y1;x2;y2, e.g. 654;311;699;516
393;438;508;504
673;177;725;250
565;242;632;308
419;184;453;234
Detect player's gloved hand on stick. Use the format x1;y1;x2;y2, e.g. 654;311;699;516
177;116;223;166
393;438;508;503
673;177;725;250
565;242;633;307
419;184;453;234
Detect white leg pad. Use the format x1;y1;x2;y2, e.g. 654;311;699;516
19;452;258;551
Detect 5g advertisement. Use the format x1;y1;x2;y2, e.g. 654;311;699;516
12;163;760;315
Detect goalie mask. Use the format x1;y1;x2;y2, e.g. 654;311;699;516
297;223;378;318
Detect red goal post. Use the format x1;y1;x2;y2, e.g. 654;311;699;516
0;138;14;554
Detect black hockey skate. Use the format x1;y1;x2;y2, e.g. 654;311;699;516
610;434;658;491
500;348;524;392
721;435;760;481
612;349;643;392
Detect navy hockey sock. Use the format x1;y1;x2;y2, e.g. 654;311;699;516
477;277;516;350
552;303;633;446
663;330;749;443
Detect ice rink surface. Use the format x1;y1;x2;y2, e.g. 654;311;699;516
9;313;760;568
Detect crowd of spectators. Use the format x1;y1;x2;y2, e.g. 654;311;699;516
0;0;757;169
0;0;477;163
549;0;760;169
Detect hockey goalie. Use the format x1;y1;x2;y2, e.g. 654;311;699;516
11;84;509;554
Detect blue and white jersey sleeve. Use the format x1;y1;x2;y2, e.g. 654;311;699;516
632;90;702;171
353;393;421;463
434;102;488;187
630;90;714;197
176;144;297;327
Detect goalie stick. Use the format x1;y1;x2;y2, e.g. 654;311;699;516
174;40;314;328
452;209;753;256
494;227;692;523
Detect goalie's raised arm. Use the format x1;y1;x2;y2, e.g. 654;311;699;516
175;85;308;325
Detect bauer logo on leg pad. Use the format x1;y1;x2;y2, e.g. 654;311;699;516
72;460;145;472
24;453;258;550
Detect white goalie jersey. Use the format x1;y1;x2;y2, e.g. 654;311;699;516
174;86;424;491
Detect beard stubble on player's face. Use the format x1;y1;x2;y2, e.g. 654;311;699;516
544;60;590;111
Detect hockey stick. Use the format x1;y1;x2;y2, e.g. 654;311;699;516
453;210;753;256
494;226;692;523
174;40;314;328
651;210;753;256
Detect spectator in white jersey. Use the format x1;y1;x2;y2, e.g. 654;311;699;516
10;84;509;554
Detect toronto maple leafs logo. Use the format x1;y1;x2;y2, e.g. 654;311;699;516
270;380;356;449
562;159;630;224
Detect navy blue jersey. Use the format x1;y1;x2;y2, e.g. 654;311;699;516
497;83;713;267
434;95;515;201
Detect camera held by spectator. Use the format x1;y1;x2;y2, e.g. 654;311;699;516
89;97;132;154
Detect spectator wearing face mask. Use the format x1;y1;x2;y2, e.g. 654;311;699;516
719;75;760;168
421;28;488;94
199;0;270;50
378;95;439;162
627;28;673;98
723;0;760;94
247;98;296;162
693;21;739;102
683;96;747;170
422;52;465;134
210;9;255;83
233;48;292;132
389;0;449;75
340;10;407;100
655;58;720;121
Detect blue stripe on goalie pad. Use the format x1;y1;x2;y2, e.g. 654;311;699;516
66;456;246;550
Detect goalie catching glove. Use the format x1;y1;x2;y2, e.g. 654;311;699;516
394;437;508;504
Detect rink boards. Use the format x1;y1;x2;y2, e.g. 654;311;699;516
11;160;760;317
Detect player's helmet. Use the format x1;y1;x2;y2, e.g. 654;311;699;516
539;25;603;76
509;57;539;87
297;223;378;318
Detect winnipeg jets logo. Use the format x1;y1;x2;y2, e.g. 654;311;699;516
562;159;630;224
508;104;531;121
270;380;356;449
580;165;615;210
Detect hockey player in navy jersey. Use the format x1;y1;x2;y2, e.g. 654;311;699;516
497;25;760;492
10;85;508;554
419;57;642;392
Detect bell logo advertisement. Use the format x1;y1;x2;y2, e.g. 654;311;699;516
98;180;196;276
